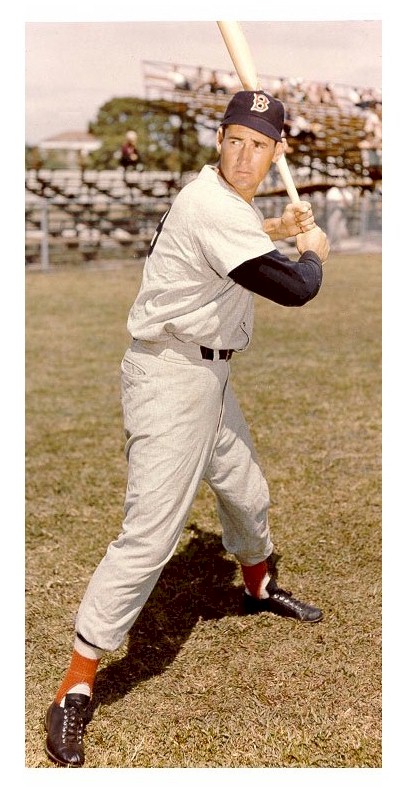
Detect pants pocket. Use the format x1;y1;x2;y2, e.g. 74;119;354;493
121;356;147;377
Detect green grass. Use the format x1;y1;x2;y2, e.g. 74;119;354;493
25;253;381;768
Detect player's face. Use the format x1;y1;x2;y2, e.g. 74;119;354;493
217;124;276;202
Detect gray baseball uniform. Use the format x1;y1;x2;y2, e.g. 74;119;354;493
44;91;326;772
75;164;320;652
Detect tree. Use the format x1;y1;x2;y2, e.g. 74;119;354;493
88;96;215;172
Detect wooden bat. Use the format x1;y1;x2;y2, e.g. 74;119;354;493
217;20;301;204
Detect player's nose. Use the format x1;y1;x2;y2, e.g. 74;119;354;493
237;142;251;164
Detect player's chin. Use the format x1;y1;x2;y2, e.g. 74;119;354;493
233;173;258;189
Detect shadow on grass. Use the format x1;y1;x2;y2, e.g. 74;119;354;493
91;524;279;712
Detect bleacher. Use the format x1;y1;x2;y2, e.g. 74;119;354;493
25;61;381;266
142;60;382;192
25;169;181;266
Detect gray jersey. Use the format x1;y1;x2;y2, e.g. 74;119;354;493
127;165;276;351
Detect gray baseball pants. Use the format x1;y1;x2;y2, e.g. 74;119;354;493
75;337;273;651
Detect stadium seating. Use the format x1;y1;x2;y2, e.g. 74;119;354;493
25;63;381;266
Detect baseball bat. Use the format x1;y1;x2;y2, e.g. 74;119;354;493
217;21;301;204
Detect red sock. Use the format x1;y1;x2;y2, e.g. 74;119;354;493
55;650;100;704
241;561;269;598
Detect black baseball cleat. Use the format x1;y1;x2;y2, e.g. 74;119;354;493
243;580;323;622
45;693;91;767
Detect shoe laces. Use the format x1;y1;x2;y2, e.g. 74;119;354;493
271;586;305;612
61;704;85;745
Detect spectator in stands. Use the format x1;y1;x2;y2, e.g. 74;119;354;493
120;131;141;180
284;108;319;144
195;69;230;94
219;71;240;94
319;83;335;104
192;67;206;91
277;77;298;103
362;108;382;144
291;78;306;103
345;86;362;106
326;186;353;250
206;70;227;94
286;113;315;141
358;135;382;183
355;98;382;177
304;81;324;105
329;84;361;115
356;87;381;110
266;77;282;99
166;65;191;91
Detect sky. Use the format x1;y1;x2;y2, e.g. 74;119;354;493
24;8;382;146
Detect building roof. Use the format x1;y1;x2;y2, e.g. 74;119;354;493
39;131;101;152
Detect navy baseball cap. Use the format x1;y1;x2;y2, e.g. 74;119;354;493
221;90;284;142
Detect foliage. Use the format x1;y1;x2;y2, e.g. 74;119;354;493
25;145;42;170
88;96;215;171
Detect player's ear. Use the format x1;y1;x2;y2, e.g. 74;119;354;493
272;140;286;163
216;127;225;153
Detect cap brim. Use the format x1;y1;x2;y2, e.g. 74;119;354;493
223;113;282;142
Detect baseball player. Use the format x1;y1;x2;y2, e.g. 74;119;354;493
44;90;330;767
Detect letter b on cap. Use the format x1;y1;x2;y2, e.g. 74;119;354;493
250;93;270;113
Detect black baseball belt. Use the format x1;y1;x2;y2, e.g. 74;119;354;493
200;345;233;361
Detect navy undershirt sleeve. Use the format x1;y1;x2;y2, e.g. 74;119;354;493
229;248;323;306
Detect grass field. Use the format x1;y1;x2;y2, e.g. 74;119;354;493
25;252;381;769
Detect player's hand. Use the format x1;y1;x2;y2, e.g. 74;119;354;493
296;225;330;263
279;201;316;238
